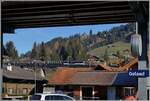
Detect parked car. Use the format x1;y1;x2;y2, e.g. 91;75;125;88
2;96;24;100
29;93;75;100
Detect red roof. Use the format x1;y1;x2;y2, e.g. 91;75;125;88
48;67;93;85
48;59;138;85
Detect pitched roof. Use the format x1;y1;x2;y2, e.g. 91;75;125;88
48;67;137;86
3;65;46;81
97;58;138;72
48;67;93;85
68;72;116;85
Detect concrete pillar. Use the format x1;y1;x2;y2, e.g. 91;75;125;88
147;77;150;100
129;2;149;99
0;30;2;100
107;87;116;100
138;61;147;99
0;68;2;100
138;21;148;100
147;20;150;100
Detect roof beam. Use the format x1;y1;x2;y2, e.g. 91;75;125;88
5;13;134;24
2;1;107;12
3;4;129;17
13;17;135;28
3;9;132;21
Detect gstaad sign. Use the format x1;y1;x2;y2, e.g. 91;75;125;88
128;70;149;78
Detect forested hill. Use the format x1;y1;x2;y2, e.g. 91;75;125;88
24;23;135;61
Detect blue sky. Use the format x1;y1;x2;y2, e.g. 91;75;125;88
3;23;126;55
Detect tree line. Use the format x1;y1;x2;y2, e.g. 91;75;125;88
2;41;18;60
2;23;135;61
26;23;135;61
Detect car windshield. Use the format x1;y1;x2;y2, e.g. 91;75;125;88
63;96;73;100
30;95;41;100
45;95;73;100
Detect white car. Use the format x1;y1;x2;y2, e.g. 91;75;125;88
30;93;75;100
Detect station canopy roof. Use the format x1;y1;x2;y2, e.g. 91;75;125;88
2;1;149;33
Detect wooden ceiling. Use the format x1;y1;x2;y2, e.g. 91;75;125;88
2;1;149;33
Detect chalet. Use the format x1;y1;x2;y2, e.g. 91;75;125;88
2;56;10;63
45;59;138;100
2;64;47;99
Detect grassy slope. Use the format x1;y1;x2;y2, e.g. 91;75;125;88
87;41;131;58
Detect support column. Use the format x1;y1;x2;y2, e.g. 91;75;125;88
0;31;2;100
107;87;116;100
0;68;2;100
138;22;148;100
129;4;149;99
138;61;147;99
147;21;150;100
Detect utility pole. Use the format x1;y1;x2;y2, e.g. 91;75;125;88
34;62;36;94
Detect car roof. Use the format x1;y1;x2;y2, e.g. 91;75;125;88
32;93;75;100
34;93;70;96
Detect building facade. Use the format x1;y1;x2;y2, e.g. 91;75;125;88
45;59;138;100
2;64;47;99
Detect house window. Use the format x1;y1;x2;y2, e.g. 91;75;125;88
43;87;55;93
2;87;4;93
123;87;135;96
17;88;21;94
28;88;31;93
7;88;13;94
23;88;28;94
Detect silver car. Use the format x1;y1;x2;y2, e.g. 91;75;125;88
30;93;75;101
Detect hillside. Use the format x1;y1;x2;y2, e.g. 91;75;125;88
22;23;135;61
87;41;131;58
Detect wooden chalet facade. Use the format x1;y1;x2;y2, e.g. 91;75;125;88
2;64;47;99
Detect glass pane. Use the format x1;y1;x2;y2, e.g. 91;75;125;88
30;95;41;100
45;96;53;100
124;89;130;96
63;96;72;100
53;95;64;100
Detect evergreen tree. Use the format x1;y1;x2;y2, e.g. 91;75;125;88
31;42;38;59
23;23;135;62
5;41;18;59
89;29;93;36
39;42;47;61
59;46;68;61
2;43;7;55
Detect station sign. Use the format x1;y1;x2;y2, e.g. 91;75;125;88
128;70;149;78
